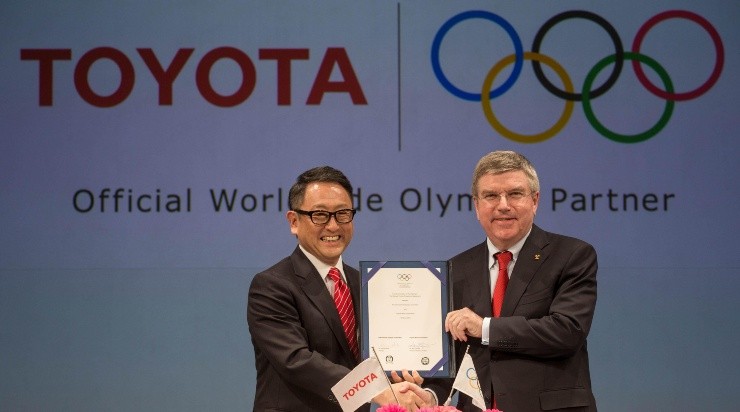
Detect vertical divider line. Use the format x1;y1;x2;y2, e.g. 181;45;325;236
397;2;402;151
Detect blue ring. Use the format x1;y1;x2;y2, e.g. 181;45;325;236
431;10;524;101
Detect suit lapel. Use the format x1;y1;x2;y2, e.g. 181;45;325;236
290;248;354;361
459;242;492;316
502;225;548;316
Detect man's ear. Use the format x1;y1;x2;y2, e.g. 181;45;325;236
287;210;299;234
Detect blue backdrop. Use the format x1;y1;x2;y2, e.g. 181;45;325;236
2;1;738;410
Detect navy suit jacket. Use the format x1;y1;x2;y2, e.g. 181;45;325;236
427;225;598;412
247;246;368;411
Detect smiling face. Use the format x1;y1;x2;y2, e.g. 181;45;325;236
287;181;354;266
474;170;539;250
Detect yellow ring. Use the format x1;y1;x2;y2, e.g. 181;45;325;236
481;52;575;143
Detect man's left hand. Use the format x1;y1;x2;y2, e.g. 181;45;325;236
445;307;483;341
390;369;423;386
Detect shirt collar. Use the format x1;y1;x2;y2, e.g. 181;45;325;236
487;228;532;269
299;244;345;280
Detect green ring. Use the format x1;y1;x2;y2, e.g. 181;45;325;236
583;52;674;143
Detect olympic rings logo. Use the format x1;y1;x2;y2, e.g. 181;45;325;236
397;273;412;281
466;367;480;390
431;10;724;143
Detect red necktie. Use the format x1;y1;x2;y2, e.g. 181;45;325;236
492;251;512;317
328;267;359;360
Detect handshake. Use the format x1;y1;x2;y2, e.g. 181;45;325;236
371;370;436;412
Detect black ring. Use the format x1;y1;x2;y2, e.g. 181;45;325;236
531;10;624;101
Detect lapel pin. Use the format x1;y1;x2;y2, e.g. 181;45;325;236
534;254;541;260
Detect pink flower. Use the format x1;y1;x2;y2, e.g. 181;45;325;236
376;405;408;412
378;405;502;412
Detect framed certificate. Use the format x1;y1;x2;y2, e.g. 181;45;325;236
359;261;455;378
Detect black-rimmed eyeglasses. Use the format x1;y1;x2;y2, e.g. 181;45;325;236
293;208;356;225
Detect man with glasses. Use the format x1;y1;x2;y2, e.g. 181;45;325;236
247;166;428;411
423;151;598;411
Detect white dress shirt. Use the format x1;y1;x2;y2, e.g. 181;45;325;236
481;229;531;345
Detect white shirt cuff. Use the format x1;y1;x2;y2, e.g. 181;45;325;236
424;388;439;406
481;317;491;345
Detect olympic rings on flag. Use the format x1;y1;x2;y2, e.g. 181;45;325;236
466;367;480;390
431;9;724;143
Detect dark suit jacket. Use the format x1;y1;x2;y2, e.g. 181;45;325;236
427;224;598;412
247;246;368;412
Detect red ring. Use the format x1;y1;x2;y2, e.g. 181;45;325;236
632;10;724;101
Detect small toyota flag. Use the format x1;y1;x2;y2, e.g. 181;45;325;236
331;356;389;411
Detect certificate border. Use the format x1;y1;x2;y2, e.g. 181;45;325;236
359;260;455;378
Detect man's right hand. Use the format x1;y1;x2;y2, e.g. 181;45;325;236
372;381;435;411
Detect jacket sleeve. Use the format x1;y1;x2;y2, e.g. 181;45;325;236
489;239;597;358
247;267;351;400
